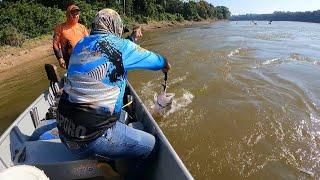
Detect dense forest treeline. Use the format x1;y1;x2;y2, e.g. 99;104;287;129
0;0;230;46
230;10;320;23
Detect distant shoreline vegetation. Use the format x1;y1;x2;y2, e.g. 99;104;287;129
230;10;320;23
0;0;230;46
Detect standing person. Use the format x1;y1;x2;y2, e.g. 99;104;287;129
56;8;171;173
53;4;89;69
126;25;142;43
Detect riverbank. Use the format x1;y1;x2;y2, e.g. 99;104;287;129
0;36;53;77
0;20;218;76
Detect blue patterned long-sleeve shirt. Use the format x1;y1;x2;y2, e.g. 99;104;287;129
63;33;166;116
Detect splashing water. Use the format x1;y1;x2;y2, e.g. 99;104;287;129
227;48;241;57
163;90;194;117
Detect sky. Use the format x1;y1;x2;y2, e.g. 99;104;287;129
208;0;320;15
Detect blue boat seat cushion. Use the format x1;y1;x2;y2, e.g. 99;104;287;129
21;139;83;165
29;119;59;141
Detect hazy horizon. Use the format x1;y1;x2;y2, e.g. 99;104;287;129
208;0;320;15
231;10;320;16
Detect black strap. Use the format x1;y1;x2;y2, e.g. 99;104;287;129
162;72;168;92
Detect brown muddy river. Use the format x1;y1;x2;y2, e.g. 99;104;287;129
1;21;320;179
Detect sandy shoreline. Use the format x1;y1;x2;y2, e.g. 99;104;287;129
0;36;54;74
0;20;218;75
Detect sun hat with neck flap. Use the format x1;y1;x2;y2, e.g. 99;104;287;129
91;8;123;37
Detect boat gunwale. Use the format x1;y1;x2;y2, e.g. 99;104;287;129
0;83;193;179
0;93;45;144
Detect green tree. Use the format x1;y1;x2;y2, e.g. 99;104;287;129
183;1;200;21
216;6;230;19
0;0;231;46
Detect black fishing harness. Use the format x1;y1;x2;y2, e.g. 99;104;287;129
57;92;119;142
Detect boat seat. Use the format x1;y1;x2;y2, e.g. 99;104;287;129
20;139;81;165
29;119;59;141
14;139;120;179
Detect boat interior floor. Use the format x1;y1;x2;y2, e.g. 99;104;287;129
13;109;143;180
10;64;146;179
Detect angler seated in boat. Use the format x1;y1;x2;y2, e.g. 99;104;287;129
32;8;171;175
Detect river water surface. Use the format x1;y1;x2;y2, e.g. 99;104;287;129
1;21;320;179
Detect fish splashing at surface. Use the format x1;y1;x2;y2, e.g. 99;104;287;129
152;92;175;116
227;48;241;57
162;90;194;118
